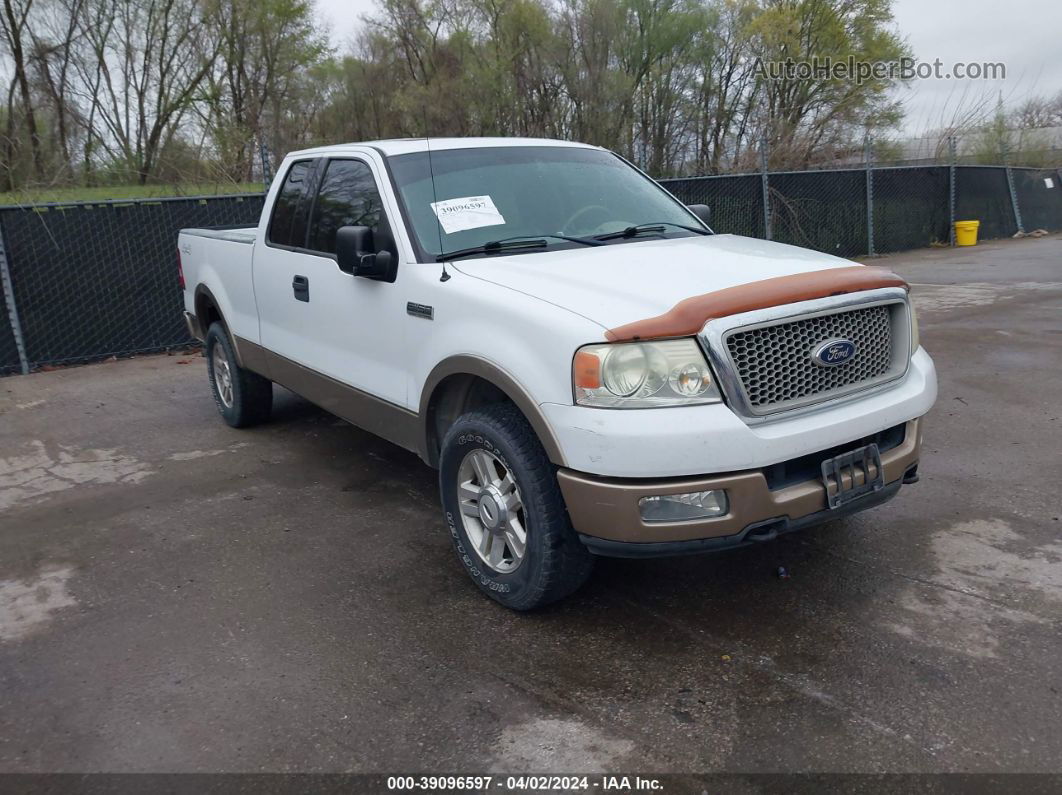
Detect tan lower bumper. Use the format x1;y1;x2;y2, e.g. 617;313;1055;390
557;419;922;544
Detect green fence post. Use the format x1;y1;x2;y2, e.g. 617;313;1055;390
0;220;30;374
865;137;875;256
259;139;273;189
949;136;957;246
1002;138;1025;235
760;134;771;241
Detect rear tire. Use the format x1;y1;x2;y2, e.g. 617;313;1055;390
439;403;594;610
205;322;272;428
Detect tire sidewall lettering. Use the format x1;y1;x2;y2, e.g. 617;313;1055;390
444;434;516;595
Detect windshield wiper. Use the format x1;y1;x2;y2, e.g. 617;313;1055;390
437;233;602;262
593;221;711;241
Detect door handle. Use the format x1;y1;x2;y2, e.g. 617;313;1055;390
292;275;309;302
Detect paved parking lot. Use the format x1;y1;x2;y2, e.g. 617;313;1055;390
1;235;1060;776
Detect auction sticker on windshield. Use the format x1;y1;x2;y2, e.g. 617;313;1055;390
430;195;506;234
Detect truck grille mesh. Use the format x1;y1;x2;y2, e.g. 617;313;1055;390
725;304;895;411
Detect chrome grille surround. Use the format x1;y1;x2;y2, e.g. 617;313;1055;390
700;288;912;422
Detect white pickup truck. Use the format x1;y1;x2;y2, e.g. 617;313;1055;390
178;137;936;610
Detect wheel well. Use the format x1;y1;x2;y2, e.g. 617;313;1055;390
424;374;515;468
194;289;223;335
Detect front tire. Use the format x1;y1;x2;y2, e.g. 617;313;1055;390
439;403;594;610
205;322;272;428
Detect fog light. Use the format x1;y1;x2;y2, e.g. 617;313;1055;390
638;490;728;522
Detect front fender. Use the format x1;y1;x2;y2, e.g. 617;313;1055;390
419;354;568;466
408;272;607;467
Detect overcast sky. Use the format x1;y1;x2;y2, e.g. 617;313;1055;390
890;0;1060;135
315;0;1062;138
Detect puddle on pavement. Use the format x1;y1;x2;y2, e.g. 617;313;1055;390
886;519;1060;659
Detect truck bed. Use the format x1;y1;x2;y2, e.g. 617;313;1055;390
180;226;259;342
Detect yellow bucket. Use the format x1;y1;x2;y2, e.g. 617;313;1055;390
954;220;980;246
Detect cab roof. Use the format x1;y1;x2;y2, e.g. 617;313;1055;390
286;137;600;159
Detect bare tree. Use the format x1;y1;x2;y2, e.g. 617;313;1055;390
0;0;45;182
0;0;951;190
77;0;218;183
201;0;326;181
28;0;86;178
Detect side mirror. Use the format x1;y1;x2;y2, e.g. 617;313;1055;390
336;225;395;281
687;204;711;227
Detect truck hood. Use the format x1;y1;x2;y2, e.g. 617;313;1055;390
450;234;858;332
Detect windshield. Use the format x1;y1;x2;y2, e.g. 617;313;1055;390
387;146;706;260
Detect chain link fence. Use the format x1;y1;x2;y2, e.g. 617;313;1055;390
661;174;765;239
767;169;869;256
661;163;1061;256
1012;168;1062;231
870;166;951;254
1;153;1061;376
951;167;1017;241
0;195;265;375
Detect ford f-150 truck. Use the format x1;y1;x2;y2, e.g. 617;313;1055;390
179;137;936;610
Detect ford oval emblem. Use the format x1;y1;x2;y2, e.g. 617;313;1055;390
811;338;857;367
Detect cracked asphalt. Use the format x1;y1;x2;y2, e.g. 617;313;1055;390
1;234;1060;776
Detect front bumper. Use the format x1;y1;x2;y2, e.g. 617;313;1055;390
558;418;922;556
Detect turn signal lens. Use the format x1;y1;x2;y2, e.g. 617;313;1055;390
573;350;602;389
573;339;721;408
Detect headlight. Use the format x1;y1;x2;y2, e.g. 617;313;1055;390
573;339;722;408
910;301;920;351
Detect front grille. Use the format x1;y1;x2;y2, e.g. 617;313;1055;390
724;303;899;414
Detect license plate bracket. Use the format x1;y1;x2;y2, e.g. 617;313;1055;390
821;443;884;509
